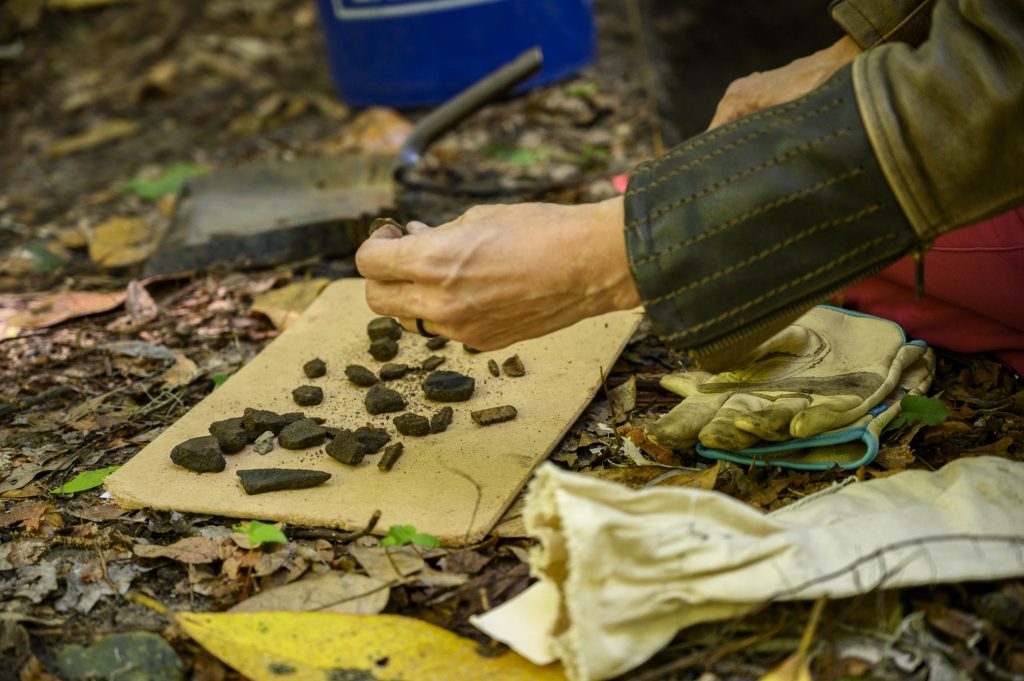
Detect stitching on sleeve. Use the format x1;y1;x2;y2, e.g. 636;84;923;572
645;204;880;305
633;167;863;266
625;128;853;231
662;232;898;341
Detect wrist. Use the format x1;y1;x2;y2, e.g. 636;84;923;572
580;196;642;314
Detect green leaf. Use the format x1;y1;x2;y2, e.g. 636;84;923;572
233;520;287;548
887;395;950;430
210;374;230;389
122;163;209;200
50;466;120;495
486;145;551;166
410;533;440;548
565;82;599;98
379;524;439;548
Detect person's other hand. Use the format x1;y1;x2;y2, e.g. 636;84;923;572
356;197;641;350
708;35;862;130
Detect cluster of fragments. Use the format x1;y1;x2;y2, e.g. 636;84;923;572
169;317;523;495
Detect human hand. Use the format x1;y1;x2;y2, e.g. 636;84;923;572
708;35;861;130
355;197;641;350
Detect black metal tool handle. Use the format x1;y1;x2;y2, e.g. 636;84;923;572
397;47;544;167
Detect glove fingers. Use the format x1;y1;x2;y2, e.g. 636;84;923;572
734;396;811;441
699;407;763;451
659;371;714;398
647;391;731;450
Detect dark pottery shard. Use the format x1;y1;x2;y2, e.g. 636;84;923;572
209;417;249;453
463;344;481;354
345;364;379;387
501;355;526;377
303;358;327;379
393;412;430;436
422;371;475;402
278;418;327;449
487;359;500;377
365;384;406;414
368;316;402;341
326;433;366;466
378;442;404;471
281;412;306;425
292;385;324;406
421;355;446;371
237;468;331;494
430;406;454;434
426;337;449;350
170;436;226;473
471;405;518;426
353;426;391;453
242;408;295;435
323;426;346;440
379;363;409;380
369;337;399;362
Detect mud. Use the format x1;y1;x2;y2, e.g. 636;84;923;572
236;468;331;494
471;405;518;426
345;364;379;387
292;385;324;406
170;436;226;473
422;371;475;402
393;412;430;436
303;358;327;379
364;385;406;415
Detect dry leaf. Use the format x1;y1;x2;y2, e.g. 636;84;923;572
89;216;155;268
324;107;411;154
0;539;47;570
2;290;125;337
0;501;51;531
125;279;158;323
134;536;223;564
46;119;139;158
348;545;423;582
585;462;719;491
164;351;199;387
609;376;636;419
230;572;389;615
250;278;329;330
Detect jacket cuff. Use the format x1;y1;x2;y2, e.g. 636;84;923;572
829;0;935;49
624;66;918;369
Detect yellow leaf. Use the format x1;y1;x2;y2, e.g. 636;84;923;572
758;598;825;681
250;278;329;330
89;217;155;268
46;119;140;158
177;611;566;681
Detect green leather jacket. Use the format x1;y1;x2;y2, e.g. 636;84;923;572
624;0;1024;370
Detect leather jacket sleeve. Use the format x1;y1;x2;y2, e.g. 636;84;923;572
624;0;1024;370
830;0;936;48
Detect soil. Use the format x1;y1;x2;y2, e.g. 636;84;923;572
501;355;526;377
169;436;226;473
367;317;402;342
344;364;379;387
393;412;430;437
430;406;454;434
377;442;404;471
471;405;518;426
303;358;327;379
422;371;476;402
277;418;327;449
368;337;399;362
291;385;323;406
379;363;409;381
236;468;331;495
364;385;407;415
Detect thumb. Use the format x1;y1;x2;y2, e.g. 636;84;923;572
405;220;433;235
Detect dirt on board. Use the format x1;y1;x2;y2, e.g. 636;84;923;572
2;0;1023;679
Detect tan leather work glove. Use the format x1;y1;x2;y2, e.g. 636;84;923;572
646;306;929;452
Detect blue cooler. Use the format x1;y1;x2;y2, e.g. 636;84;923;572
315;0;596;108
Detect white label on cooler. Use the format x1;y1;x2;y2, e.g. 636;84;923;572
332;0;507;20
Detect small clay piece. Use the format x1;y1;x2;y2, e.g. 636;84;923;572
281;412;306;426
421;355;446;371
463;344;481;354
378;442;404;472
379;363;409;381
243;408;295;435
487;359;500;377
292;385;323;406
369;337;399;362
430;406;454;434
237;468;331;495
367;317;402;341
368;217;407;237
326;433;366;466
353;426;391;453
393;412;430;436
426;337;449;350
253;431;275;455
303;358;327;379
209;417;249;453
502;355;526;377
365;384;406;415
471;405;518;426
278;418;327;449
170;436;226;473
345;364;379;387
422;370;475;402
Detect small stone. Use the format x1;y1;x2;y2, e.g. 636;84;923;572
323;426;345;440
170;436;226;473
365;384;406;414
326;433;366;466
393;412;430;436
353;426;391;453
237;468;331;495
426;337;449;350
379;363;409;380
421;355;446;371
278;418;327;449
345;364;379;386
502;355;526;377
369;337;399;362
378;442;404;471
303;358;327;379
368;317;402;341
422;370;475;402
253;431;275;455
430;406;454;434
292;385;323;406
242;408;295;435
487;359;500;377
471;405;518;426
463;344;481;354
209;417;249;453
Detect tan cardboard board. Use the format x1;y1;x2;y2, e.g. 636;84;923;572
106;279;641;545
